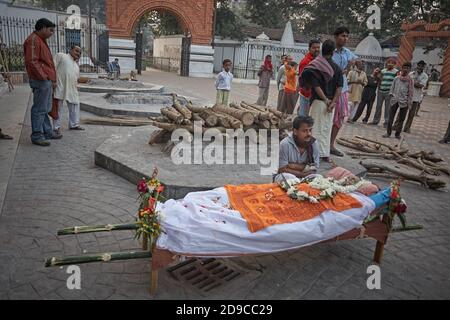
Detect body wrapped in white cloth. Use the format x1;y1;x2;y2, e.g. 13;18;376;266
156;187;376;257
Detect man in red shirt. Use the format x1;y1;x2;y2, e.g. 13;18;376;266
24;18;61;146
298;39;321;116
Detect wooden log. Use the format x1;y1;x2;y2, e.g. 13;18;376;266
214;111;242;129
160;106;183;124
258;120;271;129
360;160;446;190
212;104;254;126
346;152;396;159
408;151;443;163
421;159;450;175
185;105;218;127
82;117;153;127
149;130;171;145
397;157;440;175
337;138;383;154
172;95;192;120
354;135;408;154
148;116;170;123
191;113;205;126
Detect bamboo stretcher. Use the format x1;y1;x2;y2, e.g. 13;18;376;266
45;201;422;296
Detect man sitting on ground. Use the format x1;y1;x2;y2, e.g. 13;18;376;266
274;115;320;183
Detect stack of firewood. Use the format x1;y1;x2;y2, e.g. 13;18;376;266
337;135;448;190
148;95;294;145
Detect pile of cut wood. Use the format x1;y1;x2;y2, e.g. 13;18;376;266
148;95;294;145
337;135;448;190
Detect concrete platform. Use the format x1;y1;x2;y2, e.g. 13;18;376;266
80;92;190;118
78;81;164;94
95;126;367;199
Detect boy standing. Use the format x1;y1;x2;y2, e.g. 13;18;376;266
383;62;413;139
280;61;299;114
215;59;233;106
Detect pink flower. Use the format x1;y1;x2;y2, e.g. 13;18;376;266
137;180;148;193
157;185;165;194
148;197;156;209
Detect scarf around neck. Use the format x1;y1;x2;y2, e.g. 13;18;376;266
304;55;334;82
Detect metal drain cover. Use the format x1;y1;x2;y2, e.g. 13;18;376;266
167;258;242;295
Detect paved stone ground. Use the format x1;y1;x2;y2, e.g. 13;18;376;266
0;78;449;300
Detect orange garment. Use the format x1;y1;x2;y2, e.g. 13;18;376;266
225;183;363;233
284;65;297;94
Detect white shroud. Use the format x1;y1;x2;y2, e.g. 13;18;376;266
156;187;375;257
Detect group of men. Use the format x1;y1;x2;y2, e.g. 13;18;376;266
273;27;355;163
23;18;84;147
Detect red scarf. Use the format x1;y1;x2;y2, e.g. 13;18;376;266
264;57;273;72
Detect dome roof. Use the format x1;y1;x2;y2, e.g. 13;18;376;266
355;33;383;58
256;32;270;41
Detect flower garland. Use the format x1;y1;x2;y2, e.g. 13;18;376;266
279;175;372;203
386;180;407;230
135;168;165;248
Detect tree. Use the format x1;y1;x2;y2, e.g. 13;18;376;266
38;0;106;23
215;0;245;40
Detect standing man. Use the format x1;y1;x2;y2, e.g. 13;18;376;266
402;60;428;133
347;60;368;120
24;18;61;146
302;40;342;162
280;61;299;114
349;68;381;123
382;62;413;139
53;45;84;134
276;55;292;111
256;55;273;106
370;57;398;127
298;39;321;116
330;26;358;157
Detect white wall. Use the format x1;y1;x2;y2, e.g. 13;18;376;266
153;35;183;59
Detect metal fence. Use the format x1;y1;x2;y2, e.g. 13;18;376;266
214;42;308;79
214;42;388;79
145;56;180;73
0;16;108;73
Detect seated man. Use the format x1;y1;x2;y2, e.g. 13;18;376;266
274;115;320;183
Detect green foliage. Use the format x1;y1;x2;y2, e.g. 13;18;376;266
215;0;245;40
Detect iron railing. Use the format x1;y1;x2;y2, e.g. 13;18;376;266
145;57;180;73
0;16;108;73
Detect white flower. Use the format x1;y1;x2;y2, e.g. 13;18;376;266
287;187;296;196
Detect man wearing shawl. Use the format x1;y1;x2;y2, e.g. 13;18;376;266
301;40;343;162
256;55;273;106
383;62;413;139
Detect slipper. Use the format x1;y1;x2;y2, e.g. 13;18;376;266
0;133;13;140
70;126;85;131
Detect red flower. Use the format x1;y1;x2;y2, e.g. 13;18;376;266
148;197;156;209
395;201;407;214
391;190;399;199
157;185;165;194
137;180;148;193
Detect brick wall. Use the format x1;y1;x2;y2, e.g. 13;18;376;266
106;0;214;45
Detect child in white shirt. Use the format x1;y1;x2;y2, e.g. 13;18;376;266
215;59;233;106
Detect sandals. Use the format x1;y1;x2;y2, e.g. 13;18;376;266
69;126;85;131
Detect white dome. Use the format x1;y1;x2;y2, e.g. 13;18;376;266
355;33;383;58
281;21;295;48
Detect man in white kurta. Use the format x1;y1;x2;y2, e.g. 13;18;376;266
53;46;84;132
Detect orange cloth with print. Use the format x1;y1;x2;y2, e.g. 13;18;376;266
284;65;297;94
225;183;362;233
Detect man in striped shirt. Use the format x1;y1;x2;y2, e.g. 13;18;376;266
370;58;398;127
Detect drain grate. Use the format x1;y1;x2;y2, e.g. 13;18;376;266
167;258;242;294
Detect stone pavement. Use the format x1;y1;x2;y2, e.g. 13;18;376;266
0;79;449;300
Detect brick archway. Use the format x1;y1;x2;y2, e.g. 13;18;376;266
397;19;450;97
106;0;214;45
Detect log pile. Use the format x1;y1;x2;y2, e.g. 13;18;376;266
337;135;448;190
148;96;294;146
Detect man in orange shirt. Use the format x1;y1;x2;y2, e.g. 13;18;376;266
280;61;299;114
24;18;61;146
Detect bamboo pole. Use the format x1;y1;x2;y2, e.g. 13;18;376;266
57;223;138;236
45;251;152;267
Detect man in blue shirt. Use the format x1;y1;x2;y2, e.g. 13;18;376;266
331;26;358;157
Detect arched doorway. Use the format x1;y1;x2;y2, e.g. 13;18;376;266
105;0;215;77
397;19;450;97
